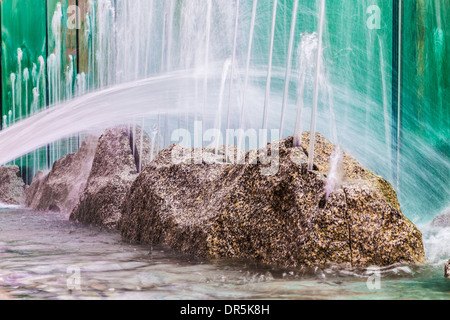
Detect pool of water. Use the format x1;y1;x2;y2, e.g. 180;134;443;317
0;208;448;300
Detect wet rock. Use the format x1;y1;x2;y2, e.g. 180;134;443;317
70;126;152;230
25;170;48;208
446;260;450;279
121;133;425;268
129;125;154;173
25;136;98;213
0;166;26;205
431;208;450;228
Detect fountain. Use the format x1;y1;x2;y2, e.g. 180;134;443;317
0;0;447;222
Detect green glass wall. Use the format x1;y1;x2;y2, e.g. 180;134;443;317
1;0;88;182
1;0;48;182
1;0;47;123
401;0;450;220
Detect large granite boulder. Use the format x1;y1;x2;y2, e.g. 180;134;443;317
25;136;98;213
70;126;152;230
121;133;425;268
0;166;26;205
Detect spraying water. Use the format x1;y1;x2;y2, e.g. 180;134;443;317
293;32;319;147
324;146;344;200
0;69;222;166
308;0;326;171
262;0;278;131
10;73;16;124
215;57;232;154
279;0;299;139
237;0;258;158
0;0;448;225
17;48;23;119
23;68;30;116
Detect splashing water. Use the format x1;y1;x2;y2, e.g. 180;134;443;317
0;0;448;225
293;32;320;147
0;208;448;300
308;0;327;171
0;68;223;166
0;0;448;301
324;146;344;200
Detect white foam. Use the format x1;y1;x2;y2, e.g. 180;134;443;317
0;202;22;210
420;223;450;266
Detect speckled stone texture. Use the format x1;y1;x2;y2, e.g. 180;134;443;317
70;126;152;230
120;133;425;268
0;166;25;205
25;135;98;213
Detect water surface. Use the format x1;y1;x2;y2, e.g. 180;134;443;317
0;208;448;300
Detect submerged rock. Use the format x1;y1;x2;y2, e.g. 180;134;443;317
0;166;26;205
25;136;98;213
121;133;425;268
70;126;152;230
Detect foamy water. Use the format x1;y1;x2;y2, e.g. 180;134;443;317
0;203;22;210
0;208;448;300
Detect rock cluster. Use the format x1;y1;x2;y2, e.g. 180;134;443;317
21;126;425;269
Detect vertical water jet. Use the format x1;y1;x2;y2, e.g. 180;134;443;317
202;0;213;133
262;0;278;131
23;68;29;118
10;73;16;122
17;48;23;120
279;0;299;139
226;0;240;144
237;0;258;157
293;32;318;147
308;0;326;171
391;0;403;190
215;57;232;155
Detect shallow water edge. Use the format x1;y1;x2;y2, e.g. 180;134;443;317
0;208;448;300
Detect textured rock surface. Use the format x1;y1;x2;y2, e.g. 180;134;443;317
121;133;425;268
25;170;48;208
0;166;26;205
431;208;450;228
25;136;98;213
70;126;152;229
446;260;450;279
130;125;154;172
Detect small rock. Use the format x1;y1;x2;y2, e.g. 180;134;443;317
25;171;49;207
446;260;450;279
25;135;98;213
0;166;26;205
